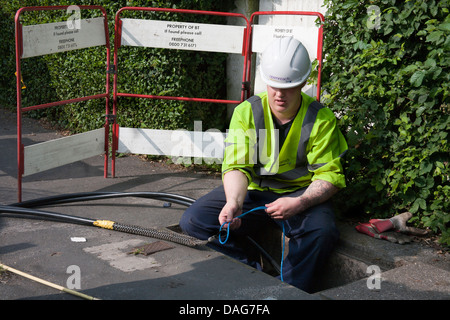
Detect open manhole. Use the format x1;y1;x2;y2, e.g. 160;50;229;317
166;223;373;293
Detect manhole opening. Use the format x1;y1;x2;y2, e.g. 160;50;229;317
166;223;378;293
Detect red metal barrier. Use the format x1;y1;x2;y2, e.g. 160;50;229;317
111;7;251;177
15;6;111;202
14;7;326;199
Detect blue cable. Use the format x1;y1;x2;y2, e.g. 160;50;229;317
218;206;286;282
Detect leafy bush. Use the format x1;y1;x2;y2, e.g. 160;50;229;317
322;0;449;246
0;0;236;132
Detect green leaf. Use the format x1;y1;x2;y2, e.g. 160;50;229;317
416;105;427;117
424;58;437;68
419;161;433;175
438;22;450;32
410;70;425;87
411;198;427;212
401;64;418;74
426;30;444;43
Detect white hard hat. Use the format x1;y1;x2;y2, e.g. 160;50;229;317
260;37;312;89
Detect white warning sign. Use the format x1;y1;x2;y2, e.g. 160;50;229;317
251;24;318;55
120;19;245;54
21;17;106;58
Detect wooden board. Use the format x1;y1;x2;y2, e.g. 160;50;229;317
24;128;105;176
117;127;225;161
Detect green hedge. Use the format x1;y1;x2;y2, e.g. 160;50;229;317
322;0;449;246
0;0;236;132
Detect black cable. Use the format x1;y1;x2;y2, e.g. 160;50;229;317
0;191;206;247
0;205;95;225
10;192;196;208
2;191;281;269
246;236;281;274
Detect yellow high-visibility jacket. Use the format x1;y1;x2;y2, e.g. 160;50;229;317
222;91;347;193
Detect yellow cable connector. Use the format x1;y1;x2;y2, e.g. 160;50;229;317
93;220;115;230
15;72;26;89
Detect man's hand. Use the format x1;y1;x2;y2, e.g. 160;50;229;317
220;170;249;230
266;179;339;221
219;201;242;230
265;197;303;220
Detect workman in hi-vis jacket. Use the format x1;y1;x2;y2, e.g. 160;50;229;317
180;37;347;293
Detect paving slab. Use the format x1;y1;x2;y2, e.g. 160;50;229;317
319;262;450;300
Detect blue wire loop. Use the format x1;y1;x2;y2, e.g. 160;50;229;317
218;206;286;282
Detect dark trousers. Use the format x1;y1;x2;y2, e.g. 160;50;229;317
179;185;339;293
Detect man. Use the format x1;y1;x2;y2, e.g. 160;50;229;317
180;37;347;293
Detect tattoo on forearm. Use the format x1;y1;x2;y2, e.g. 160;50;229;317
299;180;339;212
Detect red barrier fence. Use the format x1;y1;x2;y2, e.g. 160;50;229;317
15;6;325;201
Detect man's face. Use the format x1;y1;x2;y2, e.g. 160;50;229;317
267;84;303;123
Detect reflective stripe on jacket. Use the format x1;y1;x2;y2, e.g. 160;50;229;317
222;91;348;193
